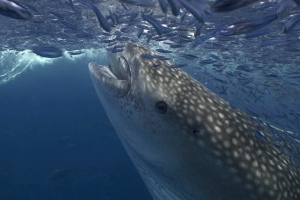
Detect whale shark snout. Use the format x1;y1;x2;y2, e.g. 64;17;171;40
88;53;131;98
89;43;300;200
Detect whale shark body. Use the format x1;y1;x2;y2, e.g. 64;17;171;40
89;43;300;200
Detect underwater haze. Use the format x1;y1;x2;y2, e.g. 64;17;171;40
0;53;152;200
0;0;300;199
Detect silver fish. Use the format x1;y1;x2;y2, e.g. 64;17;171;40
0;0;31;20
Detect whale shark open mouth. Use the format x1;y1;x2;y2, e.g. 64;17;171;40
88;56;131;97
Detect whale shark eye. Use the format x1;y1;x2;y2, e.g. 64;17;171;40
156;101;168;114
192;129;206;136
192;130;200;135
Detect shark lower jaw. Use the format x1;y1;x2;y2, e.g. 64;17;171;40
88;61;131;98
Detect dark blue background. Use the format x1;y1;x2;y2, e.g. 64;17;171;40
0;58;151;200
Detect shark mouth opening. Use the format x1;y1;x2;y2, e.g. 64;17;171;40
88;56;131;97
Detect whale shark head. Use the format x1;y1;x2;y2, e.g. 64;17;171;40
89;43;300;200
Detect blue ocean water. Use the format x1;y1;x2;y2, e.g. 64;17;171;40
0;56;151;200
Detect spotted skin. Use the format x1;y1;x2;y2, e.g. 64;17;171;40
89;43;300;200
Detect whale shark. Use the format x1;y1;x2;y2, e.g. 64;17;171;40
88;43;300;200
